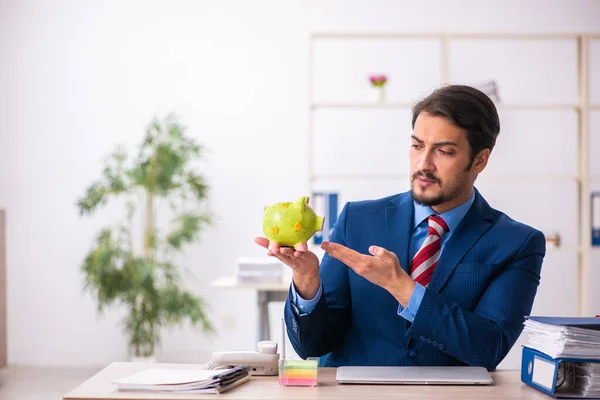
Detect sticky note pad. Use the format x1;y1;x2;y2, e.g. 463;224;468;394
278;359;318;387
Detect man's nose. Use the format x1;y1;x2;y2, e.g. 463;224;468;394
417;152;435;171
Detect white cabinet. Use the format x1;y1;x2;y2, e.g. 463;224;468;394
591;111;600;177
591;246;600;316
312;178;410;207
531;251;580;317
312;38;441;104
475;179;578;248
449;39;579;105
484;109;578;177
590;40;600;105
590;179;600;315
312;108;412;178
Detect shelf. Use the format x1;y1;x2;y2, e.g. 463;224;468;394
311;174;580;181
492;104;579;111
545;245;582;253
311;102;414;110
312;32;600;40
478;174;580;181
311;103;581;111
311;174;410;180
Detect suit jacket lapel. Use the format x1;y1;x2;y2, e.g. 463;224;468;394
386;193;414;273
427;189;494;293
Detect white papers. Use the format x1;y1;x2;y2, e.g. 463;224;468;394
235;257;284;282
571;363;600;397
550;362;600;398
523;319;600;360
112;365;251;394
114;368;218;386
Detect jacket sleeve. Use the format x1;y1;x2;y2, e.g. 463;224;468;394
406;229;546;369
284;202;352;359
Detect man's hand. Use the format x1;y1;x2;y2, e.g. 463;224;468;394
255;237;321;299
321;241;416;307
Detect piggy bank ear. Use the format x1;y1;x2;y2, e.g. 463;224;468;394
295;196;309;209
263;205;269;212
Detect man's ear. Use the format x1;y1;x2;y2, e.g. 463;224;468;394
472;149;490;173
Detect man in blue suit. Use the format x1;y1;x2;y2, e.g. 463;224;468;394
255;85;545;369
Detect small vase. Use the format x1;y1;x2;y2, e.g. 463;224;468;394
367;86;386;104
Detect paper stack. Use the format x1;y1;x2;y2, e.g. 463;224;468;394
112;364;250;394
523;317;600;359
520;316;600;398
570;363;600;398
235;257;284;283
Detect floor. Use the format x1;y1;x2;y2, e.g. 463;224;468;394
0;366;102;400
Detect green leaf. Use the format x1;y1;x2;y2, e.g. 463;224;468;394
158;284;215;334
186;172;209;201
76;147;131;215
166;212;211;250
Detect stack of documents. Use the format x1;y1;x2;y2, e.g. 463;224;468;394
570;362;600;398
235;257;284;282
112;364;250;394
523;316;600;359
521;316;600;398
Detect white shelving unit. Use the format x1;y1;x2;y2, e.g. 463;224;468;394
307;33;600;368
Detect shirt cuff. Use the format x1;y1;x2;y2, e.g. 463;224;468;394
291;281;322;315
397;283;426;322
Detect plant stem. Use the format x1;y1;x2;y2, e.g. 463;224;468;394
140;296;154;357
144;190;154;260
141;158;155;358
144;153;155;260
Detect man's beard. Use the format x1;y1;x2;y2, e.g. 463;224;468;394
410;171;464;207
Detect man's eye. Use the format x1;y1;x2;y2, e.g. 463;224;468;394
439;149;453;155
411;144;422;149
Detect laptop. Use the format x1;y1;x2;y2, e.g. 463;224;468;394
336;366;493;385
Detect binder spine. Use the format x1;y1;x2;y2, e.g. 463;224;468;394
521;346;600;398
521;347;558;397
593;192;600;246
311;192;338;245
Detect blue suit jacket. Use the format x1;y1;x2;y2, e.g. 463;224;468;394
284;188;545;369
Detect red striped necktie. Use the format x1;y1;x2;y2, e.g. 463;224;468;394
409;215;450;287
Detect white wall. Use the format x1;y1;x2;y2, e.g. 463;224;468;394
1;0;599;367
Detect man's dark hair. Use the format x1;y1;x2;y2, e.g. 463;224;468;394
412;85;500;167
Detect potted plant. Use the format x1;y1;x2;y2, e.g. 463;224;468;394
368;74;388;103
77;114;215;361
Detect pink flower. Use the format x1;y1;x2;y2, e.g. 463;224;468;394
369;74;387;87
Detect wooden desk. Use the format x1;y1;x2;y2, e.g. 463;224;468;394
64;362;549;400
211;276;289;342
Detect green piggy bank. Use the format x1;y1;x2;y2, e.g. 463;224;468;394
263;196;324;251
